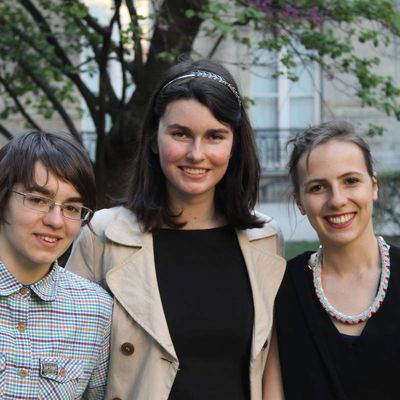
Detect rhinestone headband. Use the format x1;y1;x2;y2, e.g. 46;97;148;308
161;70;242;107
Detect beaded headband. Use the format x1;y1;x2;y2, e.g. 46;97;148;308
161;70;242;107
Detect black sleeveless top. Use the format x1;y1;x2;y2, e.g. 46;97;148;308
153;225;254;400
275;245;400;400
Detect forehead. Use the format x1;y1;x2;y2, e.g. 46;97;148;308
298;140;368;179
22;162;80;196
159;98;229;129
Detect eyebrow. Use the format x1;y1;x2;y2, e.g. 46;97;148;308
166;123;231;134
302;171;364;187
25;185;84;203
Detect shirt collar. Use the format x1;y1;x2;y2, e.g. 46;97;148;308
0;261;60;302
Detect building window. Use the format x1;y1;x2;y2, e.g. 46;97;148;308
250;50;320;175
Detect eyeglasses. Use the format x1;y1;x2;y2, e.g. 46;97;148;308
11;190;93;222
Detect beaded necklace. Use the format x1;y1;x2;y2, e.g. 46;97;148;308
311;236;391;324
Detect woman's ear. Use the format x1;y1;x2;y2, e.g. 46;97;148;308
372;171;378;201
294;193;306;215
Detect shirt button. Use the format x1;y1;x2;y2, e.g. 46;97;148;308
121;342;135;355
18;323;26;333
59;368;67;377
19;287;30;296
19;369;28;378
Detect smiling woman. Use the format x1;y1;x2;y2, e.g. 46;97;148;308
263;121;400;400
66;58;286;400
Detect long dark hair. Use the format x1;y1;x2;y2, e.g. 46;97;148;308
125;59;263;232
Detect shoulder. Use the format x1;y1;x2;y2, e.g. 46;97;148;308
242;211;281;240
287;251;314;268
89;205;136;232
389;243;400;260
238;211;284;256
57;268;113;310
276;251;313;301
85;206;144;247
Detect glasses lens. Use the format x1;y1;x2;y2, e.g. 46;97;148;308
62;204;85;220
24;194;51;211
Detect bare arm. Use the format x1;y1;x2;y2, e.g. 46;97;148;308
262;327;285;400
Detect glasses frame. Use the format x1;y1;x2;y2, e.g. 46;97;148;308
11;190;93;222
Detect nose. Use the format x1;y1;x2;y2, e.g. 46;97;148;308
187;138;205;162
327;185;347;209
42;205;64;228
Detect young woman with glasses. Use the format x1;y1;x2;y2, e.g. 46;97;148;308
0;131;112;398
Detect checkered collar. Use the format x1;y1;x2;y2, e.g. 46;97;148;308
0;261;60;301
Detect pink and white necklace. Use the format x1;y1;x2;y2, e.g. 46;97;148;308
311;236;391;324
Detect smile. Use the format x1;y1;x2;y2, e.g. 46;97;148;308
181;167;207;175
37;235;59;243
325;213;355;225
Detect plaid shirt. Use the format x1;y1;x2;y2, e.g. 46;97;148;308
0;261;113;399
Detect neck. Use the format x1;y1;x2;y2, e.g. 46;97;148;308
320;232;380;275
0;258;51;285
169;196;225;230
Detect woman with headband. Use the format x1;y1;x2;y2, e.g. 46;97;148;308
66;58;285;400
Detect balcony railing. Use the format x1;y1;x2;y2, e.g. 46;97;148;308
254;128;300;175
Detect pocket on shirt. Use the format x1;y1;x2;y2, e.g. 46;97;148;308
39;358;83;398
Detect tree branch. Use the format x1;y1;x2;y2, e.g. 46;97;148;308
18;58;81;141
17;0;98;117
0;74;42;131
0;123;13;140
125;0;144;77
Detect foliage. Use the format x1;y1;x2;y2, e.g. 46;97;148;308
1;0;400;203
188;0;400;136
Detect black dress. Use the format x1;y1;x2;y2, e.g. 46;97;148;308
153;225;254;400
275;245;400;400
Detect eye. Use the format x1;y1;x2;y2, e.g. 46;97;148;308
63;204;81;215
171;131;188;139
308;184;324;193
26;194;49;206
209;132;224;141
345;177;360;185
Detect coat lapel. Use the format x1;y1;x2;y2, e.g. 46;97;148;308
104;208;177;361
237;229;286;360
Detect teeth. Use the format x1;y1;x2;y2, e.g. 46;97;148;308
183;167;206;175
327;214;354;225
40;236;57;243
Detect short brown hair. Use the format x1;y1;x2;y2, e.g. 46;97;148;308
0;131;96;225
287;120;374;195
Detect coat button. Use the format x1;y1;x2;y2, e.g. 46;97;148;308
121;342;135;355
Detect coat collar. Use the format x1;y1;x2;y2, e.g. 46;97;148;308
103;206;278;246
105;207;285;362
104;206;143;246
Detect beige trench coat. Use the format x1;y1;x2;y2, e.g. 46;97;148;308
66;206;286;400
